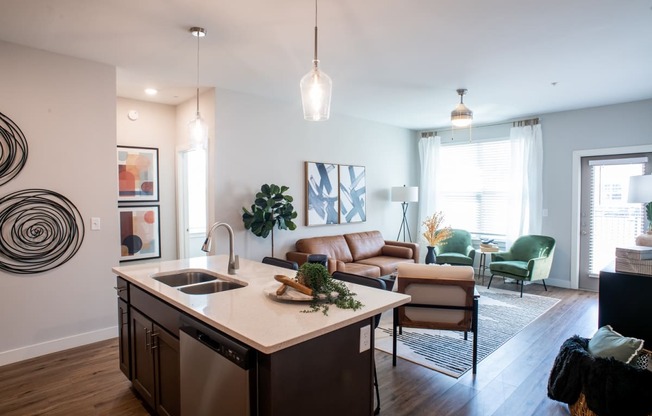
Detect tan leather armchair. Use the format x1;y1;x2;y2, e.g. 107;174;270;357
393;263;479;373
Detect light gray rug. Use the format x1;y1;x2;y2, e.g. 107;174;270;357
375;285;560;377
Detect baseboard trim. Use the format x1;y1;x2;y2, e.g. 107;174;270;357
541;278;571;289
0;326;118;367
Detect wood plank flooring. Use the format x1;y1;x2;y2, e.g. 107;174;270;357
0;280;597;416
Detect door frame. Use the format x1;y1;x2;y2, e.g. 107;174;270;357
571;144;652;289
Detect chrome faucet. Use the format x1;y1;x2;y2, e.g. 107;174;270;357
201;222;238;275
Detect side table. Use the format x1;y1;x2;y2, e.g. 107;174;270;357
477;249;498;284
478;252;488;284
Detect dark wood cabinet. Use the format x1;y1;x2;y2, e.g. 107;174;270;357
599;263;652;348
130;307;157;409
118;298;131;379
116;277;130;379
119;281;181;416
154;324;180;416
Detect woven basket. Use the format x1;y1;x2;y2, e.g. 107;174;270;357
570;392;652;416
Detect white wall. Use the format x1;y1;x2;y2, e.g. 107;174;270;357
0;41;118;365
116;98;178;261
210;89;419;261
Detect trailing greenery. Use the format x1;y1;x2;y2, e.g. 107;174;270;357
242;184;297;256
296;262;363;315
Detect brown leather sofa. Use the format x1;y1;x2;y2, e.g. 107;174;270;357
286;231;419;277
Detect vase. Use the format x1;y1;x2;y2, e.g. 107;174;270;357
425;246;436;264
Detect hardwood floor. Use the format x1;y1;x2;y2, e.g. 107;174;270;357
0;280;597;416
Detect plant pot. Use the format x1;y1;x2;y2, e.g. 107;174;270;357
425;246;436;264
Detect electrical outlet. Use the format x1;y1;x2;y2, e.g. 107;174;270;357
359;324;371;352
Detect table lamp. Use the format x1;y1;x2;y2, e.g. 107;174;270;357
628;174;652;246
391;185;419;242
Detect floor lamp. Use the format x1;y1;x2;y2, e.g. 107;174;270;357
391;185;419;242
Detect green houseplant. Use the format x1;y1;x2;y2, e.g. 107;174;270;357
242;184;297;257
296;262;363;315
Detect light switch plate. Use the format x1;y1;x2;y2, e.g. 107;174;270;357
91;217;101;230
359;324;371;352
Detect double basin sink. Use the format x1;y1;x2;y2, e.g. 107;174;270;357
152;270;245;295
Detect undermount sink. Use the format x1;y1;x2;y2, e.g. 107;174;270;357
153;271;218;287
178;280;245;295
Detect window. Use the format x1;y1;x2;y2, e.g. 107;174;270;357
438;139;512;237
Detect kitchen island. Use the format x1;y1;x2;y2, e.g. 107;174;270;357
113;255;411;416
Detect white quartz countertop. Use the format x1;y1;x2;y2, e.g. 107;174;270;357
112;255;411;354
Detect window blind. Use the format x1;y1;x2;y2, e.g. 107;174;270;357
438;139;511;237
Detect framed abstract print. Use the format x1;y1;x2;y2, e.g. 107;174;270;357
305;161;339;226
339;164;366;223
117;146;159;202
119;205;161;261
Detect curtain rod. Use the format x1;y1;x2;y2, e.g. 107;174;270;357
420;116;540;135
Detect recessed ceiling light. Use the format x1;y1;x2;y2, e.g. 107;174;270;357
145;88;158;96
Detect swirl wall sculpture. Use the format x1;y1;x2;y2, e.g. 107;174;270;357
0;112;28;186
0;189;85;274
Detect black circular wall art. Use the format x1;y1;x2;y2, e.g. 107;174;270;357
0;189;85;274
0;112;28;186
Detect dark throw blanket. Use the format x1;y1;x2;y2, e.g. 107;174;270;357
547;336;652;416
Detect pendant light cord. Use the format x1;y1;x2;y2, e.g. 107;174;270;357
313;0;319;65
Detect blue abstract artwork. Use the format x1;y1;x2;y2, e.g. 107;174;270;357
339;164;366;223
306;162;339;225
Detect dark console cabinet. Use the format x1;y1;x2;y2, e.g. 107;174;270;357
599;263;652;348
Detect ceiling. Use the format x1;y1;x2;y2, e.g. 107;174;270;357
1;0;651;130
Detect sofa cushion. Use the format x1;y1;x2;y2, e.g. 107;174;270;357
490;260;530;278
336;261;382;278
296;235;353;263
344;231;385;261
357;256;415;276
381;245;413;259
436;253;474;266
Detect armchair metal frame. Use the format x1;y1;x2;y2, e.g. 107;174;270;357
392;266;480;374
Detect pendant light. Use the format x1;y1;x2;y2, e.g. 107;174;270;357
300;0;332;121
451;88;473;127
189;26;208;148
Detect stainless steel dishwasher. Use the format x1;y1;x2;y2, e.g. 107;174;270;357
179;318;256;416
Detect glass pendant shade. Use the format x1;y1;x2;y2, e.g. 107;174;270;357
188;112;208;149
300;62;332;121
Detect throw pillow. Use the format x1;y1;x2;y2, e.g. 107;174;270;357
588;325;644;364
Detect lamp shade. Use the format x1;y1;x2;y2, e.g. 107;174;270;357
628;175;652;203
391;186;419;202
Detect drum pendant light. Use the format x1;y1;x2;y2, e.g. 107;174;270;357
451;88;473;127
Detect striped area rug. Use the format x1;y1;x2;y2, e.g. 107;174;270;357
375;285;560;377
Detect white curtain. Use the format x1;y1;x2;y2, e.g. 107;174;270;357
418;134;441;254
507;124;543;243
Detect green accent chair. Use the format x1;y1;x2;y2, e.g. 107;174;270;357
434;229;476;267
487;235;556;297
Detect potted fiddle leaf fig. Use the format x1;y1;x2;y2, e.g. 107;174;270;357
242;184;297;257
